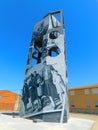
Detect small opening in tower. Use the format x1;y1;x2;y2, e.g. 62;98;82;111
49;46;61;57
49;31;59;39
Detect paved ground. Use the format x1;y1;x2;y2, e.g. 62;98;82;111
0;113;95;130
70;113;98;130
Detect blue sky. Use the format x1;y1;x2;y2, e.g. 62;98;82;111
0;0;98;93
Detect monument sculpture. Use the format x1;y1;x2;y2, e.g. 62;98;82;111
20;10;69;123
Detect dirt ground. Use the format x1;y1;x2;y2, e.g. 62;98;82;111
70;113;98;130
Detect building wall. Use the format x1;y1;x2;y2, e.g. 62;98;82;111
68;84;98;113
0;90;20;112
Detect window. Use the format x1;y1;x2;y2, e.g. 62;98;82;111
70;91;75;96
84;89;89;95
92;88;98;94
0;96;2;100
86;101;90;107
70;101;75;107
94;101;98;107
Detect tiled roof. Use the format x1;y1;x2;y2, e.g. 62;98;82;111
68;83;98;90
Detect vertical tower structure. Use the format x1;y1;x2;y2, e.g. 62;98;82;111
20;10;69;123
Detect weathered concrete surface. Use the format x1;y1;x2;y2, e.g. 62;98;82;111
70;113;98;130
0;114;94;130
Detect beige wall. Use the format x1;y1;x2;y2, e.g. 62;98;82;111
68;84;98;110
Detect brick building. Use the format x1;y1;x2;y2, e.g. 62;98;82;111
0;90;20;113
